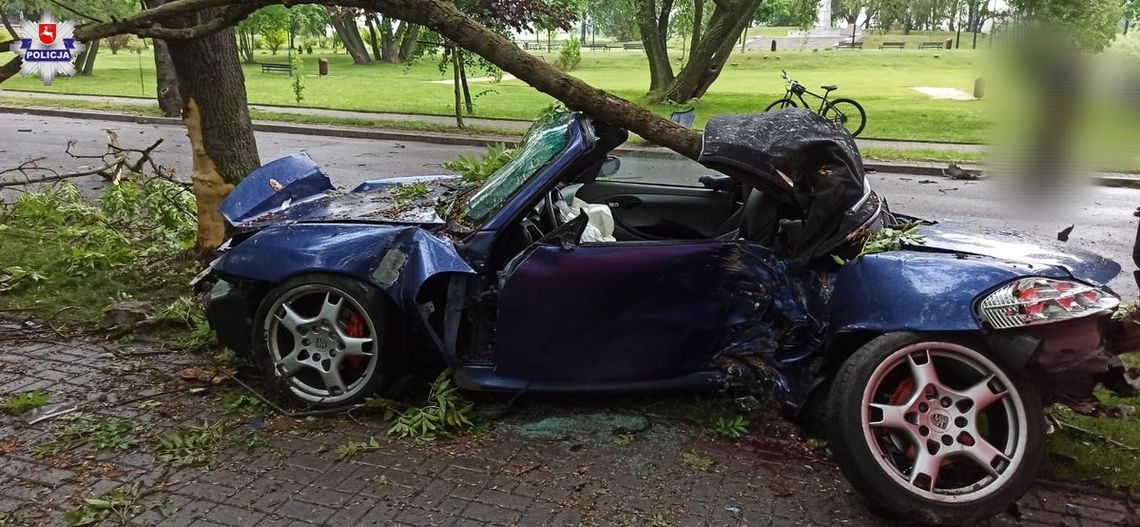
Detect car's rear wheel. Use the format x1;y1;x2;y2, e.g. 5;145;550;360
827;333;1044;526
253;274;390;408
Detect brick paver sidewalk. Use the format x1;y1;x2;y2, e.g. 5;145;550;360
0;337;1136;526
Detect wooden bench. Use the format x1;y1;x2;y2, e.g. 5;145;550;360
622;42;644;50
583;44;610;52
919;41;944;49
260;63;292;74
836;41;863;49
879;41;906;49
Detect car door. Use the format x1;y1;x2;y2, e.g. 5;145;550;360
573;151;737;240
492;234;787;385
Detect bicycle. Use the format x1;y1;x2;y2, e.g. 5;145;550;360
764;70;867;137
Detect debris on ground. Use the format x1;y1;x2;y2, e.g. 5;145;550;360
943;163;984;180
99;300;154;329
1058;224;1075;242
508;412;650;442
23;402;78;425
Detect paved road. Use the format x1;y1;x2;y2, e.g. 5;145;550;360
0;90;987;152
2;112;1136;297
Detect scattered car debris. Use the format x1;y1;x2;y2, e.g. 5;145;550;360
1058;224;1075;242
724;506;742;515
919;179;938;184
23;403;78;425
943;162;983;180
938;187;959;194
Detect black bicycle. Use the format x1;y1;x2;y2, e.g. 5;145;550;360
764;70;867;137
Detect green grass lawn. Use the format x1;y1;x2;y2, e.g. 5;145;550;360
0;45;999;143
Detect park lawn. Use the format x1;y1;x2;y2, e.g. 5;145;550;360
1;45;998;143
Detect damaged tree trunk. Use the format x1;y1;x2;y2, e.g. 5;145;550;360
162;9;260;257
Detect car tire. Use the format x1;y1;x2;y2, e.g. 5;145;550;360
827;332;1045;526
252;274;392;408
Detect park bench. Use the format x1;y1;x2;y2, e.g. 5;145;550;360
836;41;863;49
261;63;292;74
879;41;906;49
623;42;644;50
583;44;610;51
920;41;944;49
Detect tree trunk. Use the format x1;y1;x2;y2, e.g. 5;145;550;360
638;0;675;94
397;22;418;61
238;29;256;62
380;18;399;62
160;8;260;256
80;39;100;75
451;47;464;128
459;52;473;114
365;14;383;61
689;0;703;61
663;0;759;102
1;14;16;40
153;39;183;117
330;11;373;64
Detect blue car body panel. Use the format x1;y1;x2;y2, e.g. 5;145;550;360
205;113;1124;410
220;153;335;226
213;224;474;308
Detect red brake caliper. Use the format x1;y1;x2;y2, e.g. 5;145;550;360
889;378;917;459
343;312;368;370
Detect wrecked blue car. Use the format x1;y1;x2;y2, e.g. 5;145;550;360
197;110;1134;525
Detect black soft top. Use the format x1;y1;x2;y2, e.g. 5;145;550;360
698;110;879;267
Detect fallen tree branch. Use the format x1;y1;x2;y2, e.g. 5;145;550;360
0;163;122;188
0;56;21;86
48;0;106;23
1055;417;1140;454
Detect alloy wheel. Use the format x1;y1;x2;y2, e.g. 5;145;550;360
263;284;379;404
861;342;1029;502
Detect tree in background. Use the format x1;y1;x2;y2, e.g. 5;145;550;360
264;28;287;54
4;0;139;74
1008;0;1124;49
237;5;289;63
756;0;818;27
584;0;638;41
328;6;373;63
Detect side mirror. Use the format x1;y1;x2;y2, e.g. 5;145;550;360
599;156;621;178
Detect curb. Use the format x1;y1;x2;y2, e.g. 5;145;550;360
3;105;1139;189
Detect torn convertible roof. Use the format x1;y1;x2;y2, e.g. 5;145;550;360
698;109;874;268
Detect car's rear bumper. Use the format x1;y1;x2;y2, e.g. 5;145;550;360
985;315;1129;403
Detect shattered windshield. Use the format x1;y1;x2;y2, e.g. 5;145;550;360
459;116;571;225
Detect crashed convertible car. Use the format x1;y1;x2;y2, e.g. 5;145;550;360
196;110;1135;525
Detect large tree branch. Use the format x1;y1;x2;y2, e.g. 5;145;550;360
0;56;21;85
62;0;702;158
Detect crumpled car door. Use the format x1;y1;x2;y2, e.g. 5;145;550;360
493;236;809;386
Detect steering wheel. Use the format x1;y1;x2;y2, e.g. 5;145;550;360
542;188;561;230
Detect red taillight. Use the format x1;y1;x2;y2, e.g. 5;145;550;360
977;277;1119;329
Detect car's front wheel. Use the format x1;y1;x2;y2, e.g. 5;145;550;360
253;274;390;408
827;333;1044;526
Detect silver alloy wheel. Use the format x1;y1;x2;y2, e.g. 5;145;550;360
263;284;379;404
861;342;1028;503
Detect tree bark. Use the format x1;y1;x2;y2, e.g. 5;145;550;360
379;17;399;62
153;39;183;117
1;14;16;40
689;0;703;63
397;22;418;60
663;0;759;102
451;47;464;128
459;53;472;114
638;0;675;94
329;11;372;64
162;8;260;256
79;39;100;75
145;0;184;118
365;14;383;61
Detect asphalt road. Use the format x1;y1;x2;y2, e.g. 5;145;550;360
2;112;1137;297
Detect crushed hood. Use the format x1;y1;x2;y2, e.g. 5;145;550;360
220;153;459;229
912;220;1121;286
